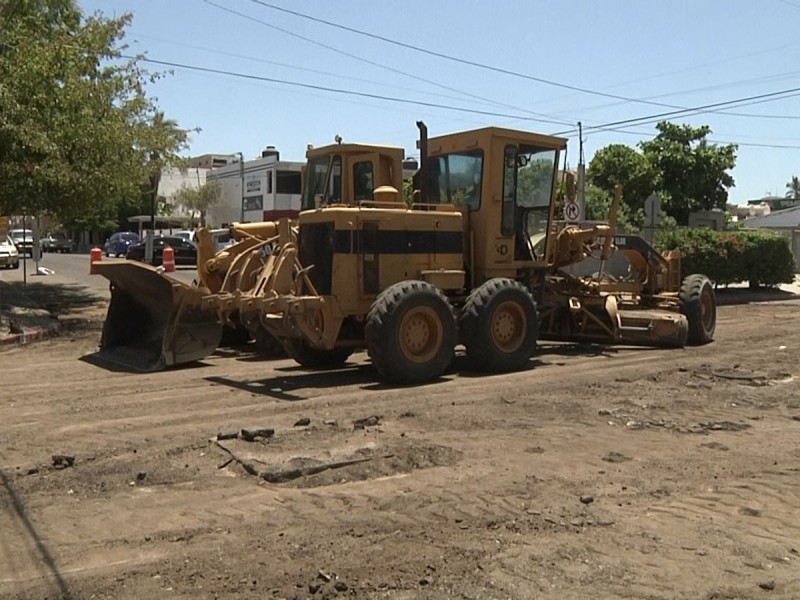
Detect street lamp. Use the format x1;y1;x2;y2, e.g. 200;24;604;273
237;151;245;223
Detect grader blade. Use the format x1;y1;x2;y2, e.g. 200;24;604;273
93;261;222;371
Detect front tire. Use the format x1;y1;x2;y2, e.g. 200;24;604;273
460;278;539;372
679;274;716;345
366;280;456;384
253;327;286;357
284;338;352;369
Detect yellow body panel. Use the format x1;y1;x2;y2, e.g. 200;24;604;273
298;206;464;317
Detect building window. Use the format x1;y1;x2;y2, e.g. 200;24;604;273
277;171;302;194
266;170;273;194
243;195;263;211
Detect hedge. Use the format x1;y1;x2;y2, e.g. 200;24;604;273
655;228;796;287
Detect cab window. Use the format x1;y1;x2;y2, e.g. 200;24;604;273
301;157;329;210
353;160;374;201
501;144;557;259
327;155;342;204
426;150;482;210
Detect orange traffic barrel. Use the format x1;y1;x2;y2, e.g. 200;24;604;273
89;246;102;274
162;245;176;272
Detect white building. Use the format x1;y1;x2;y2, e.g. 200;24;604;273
158;166;208;210
206;148;303;227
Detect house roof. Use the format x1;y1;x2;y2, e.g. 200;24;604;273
743;204;800;228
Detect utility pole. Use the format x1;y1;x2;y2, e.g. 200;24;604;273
577;121;585;223
237;152;245;223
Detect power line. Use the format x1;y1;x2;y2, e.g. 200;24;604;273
129;32;534;110
203;0;800;135
130;56;570;126
585;125;800;150
554;87;800;136
245;0;800;126
245;0;717;112
202;0;574;126
135;52;800;149
568;70;800;121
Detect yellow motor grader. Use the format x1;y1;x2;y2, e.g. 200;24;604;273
230;122;715;383
93;123;715;381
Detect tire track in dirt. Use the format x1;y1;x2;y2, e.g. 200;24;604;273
3;302;800;598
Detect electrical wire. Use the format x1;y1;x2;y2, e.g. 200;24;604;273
133;52;800;149
202;0;574;126
129;55;571;126
129;32;538;109
554;87;800;136
244;0;744;113
243;0;800;127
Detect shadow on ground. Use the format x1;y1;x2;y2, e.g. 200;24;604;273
0;280;105;312
715;286;799;306
0;280;106;335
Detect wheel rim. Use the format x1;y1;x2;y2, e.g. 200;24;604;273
490;300;527;353
398;306;443;364
700;285;714;331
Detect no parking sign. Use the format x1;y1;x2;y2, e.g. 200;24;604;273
564;201;581;222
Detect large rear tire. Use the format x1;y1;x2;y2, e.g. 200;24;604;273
284;338;352;369
460;278;539;372
366;281;456;384
679;273;716;345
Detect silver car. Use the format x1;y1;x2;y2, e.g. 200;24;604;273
0;238;20;269
8;229;34;257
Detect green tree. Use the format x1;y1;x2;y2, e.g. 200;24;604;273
0;0;190;229
583;184;644;233
174;180;221;227
587;122;737;227
785;175;800;199
640;121;736;225
587;144;656;214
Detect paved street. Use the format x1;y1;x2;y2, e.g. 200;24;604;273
0;251;197;293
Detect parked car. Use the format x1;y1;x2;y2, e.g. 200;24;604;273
173;230;195;242
215;233;234;252
104;231;140;257
8;229;34;257
41;231;73;253
0;238;20;269
126;235;198;266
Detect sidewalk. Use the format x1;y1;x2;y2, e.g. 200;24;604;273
715;275;800;305
0;280;60;345
0;276;106;347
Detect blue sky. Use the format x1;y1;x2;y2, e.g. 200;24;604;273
79;0;800;204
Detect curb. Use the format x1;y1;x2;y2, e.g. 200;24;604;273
0;326;54;347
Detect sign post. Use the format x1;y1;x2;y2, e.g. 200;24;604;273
0;216;6;323
643;193;661;244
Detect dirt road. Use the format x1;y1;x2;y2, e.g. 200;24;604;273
2;296;799;599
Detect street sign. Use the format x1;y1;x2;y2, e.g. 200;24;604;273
644;193;661;225
564;201;581;222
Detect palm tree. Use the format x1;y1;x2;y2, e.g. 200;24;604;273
785;175;800;199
